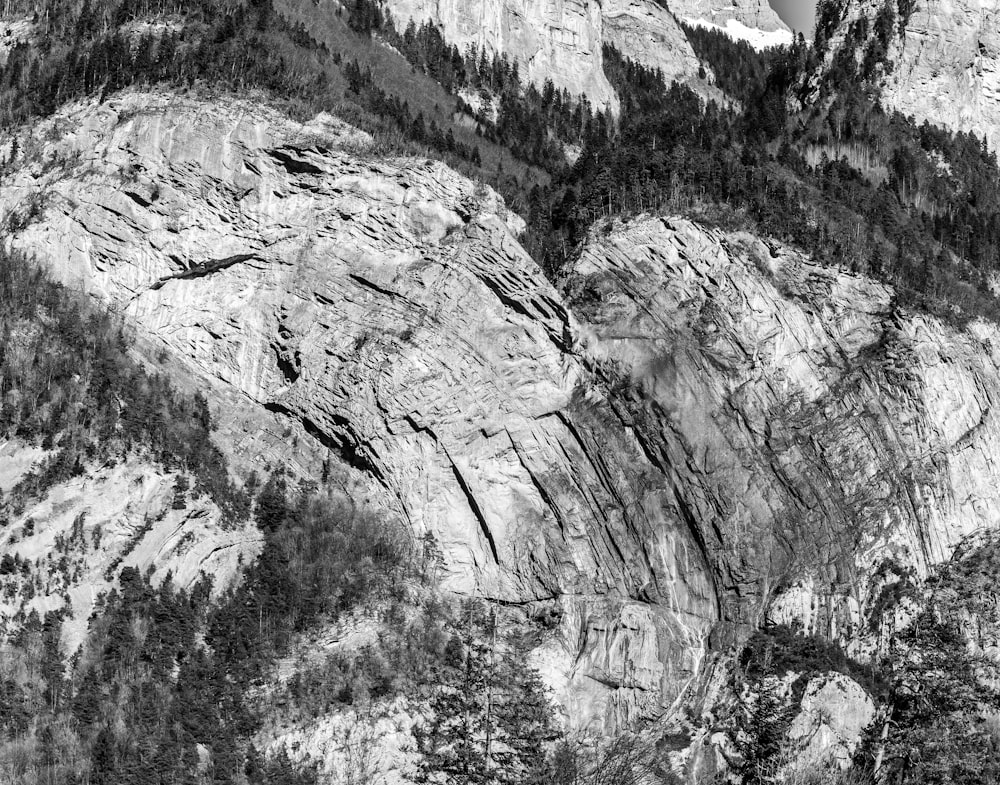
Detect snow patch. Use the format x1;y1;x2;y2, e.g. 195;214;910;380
684;17;795;51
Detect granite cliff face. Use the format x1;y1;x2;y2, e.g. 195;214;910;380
884;0;1000;150
1;92;717;735
568;218;1000;654
382;0;705;110
820;0;1000;150
8;90;1000;759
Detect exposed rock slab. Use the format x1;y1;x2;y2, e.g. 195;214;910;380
12;89;1000;741
0;18;33;66
673;0;789;31
786;673;876;768
1;92;717;734
676;0;793;50
569;218;1000;660
0;452;261;653
883;0;1000;151
386;0;617;108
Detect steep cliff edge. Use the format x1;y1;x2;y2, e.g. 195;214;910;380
381;0;706;111
817;0;1000;150
8;90;1000;753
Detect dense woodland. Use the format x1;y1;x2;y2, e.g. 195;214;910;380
536;39;1000;321
0;478;574;784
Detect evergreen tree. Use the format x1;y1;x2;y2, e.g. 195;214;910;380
416;602;560;785
172;473;190;509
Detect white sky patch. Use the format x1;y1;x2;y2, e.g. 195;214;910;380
684;17;796;50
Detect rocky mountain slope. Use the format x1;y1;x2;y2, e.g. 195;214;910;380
673;0;788;30
383;0;706;110
883;0;1000;150
8;88;1000;777
675;0;793;49
817;0;1000;150
0;449;261;651
1;91;718;737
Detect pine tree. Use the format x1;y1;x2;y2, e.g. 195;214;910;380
172;473;190;509
416;602;560;785
40;611;64;711
415;623;492;784
494;665;559;784
91;726;117;785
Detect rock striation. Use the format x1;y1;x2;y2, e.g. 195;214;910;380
10;89;1000;744
599;0;705;83
885;0;1000;151
382;0;705;111
570;218;1000;663
1;92;717;735
0;18;33;65
673;0;789;30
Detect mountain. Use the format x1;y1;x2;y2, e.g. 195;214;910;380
813;0;1000;149
8;81;1000;779
4;0;1000;782
1;89;718;738
382;0;707;110
675;0;794;49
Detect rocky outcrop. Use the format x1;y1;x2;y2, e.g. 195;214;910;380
675;0;793;50
10;89;1000;745
570;219;1000;662
385;0;613;108
1;92;717;735
0;447;261;652
266;699;418;785
0;18;33;65
819;0;1000;150
884;0;1000;150
785;673;876;768
600;0;704;82
673;0;789;31
382;0;705;111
